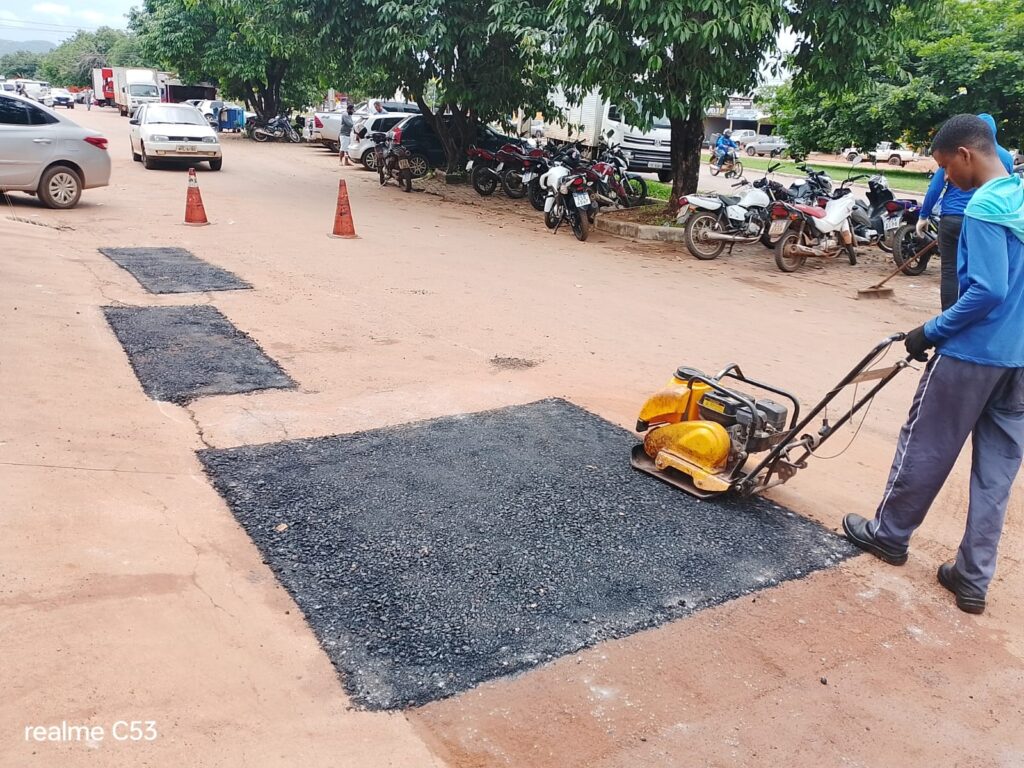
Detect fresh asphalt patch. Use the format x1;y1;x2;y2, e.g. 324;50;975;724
104;305;294;404
198;398;854;710
99;246;251;294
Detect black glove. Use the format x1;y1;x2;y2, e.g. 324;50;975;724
905;325;934;362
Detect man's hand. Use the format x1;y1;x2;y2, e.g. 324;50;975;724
905;325;934;362
915;218;929;237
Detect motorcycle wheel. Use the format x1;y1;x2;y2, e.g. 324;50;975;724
774;225;807;273
501;169;526;199
472;165;497;196
402;169;412;193
892;224;930;276
545;199;562;230
570;209;589;242
725;161;743;179
877;227;895;254
847;243;858;265
622;175;647;207
684;212;727;260
759;228;778;250
378;162;386;187
253;131;269;143
528;180;545;211
708;161;720;177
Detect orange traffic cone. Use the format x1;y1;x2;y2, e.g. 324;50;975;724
329;179;358;239
184;167;209;226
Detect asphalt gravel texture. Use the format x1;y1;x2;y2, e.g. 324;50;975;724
199;398;855;710
104;305;294;404
99;246;251;294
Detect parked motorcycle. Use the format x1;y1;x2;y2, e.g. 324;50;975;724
540;163;597;242
771;161;868;272
676;162;784;260
249;114;301;143
466;145;501;196
590;143;647;208
849;174;918;253
372;132;413;192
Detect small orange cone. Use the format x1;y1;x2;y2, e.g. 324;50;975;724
184;167;209;226
329;179;358;239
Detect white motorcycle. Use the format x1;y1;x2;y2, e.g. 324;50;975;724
676;162;784;260
772;192;861;272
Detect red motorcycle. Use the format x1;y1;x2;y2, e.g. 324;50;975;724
466;146;501;196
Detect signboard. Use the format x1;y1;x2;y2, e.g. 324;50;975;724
726;108;760;121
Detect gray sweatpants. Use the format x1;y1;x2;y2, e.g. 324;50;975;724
871;355;1024;593
938;215;964;311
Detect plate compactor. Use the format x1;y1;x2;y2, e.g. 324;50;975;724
632;334;911;498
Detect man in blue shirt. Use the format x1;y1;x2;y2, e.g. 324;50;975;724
715;129;738;169
917;113;1014;310
843;114;1024;615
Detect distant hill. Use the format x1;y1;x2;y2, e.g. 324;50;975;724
0;39;56;56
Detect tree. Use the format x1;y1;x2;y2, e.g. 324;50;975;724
132;0;342;119
350;0;555;173
550;0;936;207
0;50;44;79
37;28;149;87
769;0;1024;154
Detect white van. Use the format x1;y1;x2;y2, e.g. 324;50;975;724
13;79;52;106
545;90;673;181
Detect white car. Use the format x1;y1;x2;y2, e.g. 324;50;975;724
0;91;111;208
129;103;223;170
349;112;409;169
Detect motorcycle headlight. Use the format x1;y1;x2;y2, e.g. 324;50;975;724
150;135;170;142
201;136;218;143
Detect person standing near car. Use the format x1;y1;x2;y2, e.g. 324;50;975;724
917;113;1013;310
85;87;92;111
338;104;355;166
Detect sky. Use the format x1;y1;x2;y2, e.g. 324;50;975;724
0;0;132;42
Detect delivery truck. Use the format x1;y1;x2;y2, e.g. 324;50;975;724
92;67;115;106
545;90;673;181
112;67;160;117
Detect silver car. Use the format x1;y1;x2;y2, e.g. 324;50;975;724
0;92;111;209
349;112;408;169
744;134;790;157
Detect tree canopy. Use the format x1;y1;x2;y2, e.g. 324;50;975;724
37;28;149;87
769;0;1024;155
0;50;45;79
550;0;936;203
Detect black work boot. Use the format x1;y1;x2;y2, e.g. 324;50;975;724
842;513;909;565
937;561;986;615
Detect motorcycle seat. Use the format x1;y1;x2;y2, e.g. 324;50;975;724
720;195;742;206
794;204;826;218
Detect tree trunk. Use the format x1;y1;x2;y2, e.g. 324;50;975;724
415;98;477;174
669;105;706;211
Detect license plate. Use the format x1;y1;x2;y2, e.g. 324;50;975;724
647;161;663;169
398;159;410;169
573;192;591;207
883;216;901;231
465;160;474;171
769;220;787;236
522;172;535;183
177;145;197;153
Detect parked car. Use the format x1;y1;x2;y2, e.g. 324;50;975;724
320;100;421;148
129;102;223;170
745;134;789;156
194;99;225;129
50;88;75;109
388;114;522;173
0;92;110;208
1;81;17;93
730;129;758;146
845;142;919;167
352;100;421;115
350;112;411;169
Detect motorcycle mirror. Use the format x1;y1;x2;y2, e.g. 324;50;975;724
849;152;863;165
606;128;614;138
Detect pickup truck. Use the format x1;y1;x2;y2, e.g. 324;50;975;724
845;142;919;167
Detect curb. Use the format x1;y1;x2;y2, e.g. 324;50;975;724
595;206;686;243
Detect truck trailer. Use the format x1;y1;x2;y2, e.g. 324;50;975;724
112;67;160;117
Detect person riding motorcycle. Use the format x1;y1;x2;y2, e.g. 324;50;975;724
715;129;738;169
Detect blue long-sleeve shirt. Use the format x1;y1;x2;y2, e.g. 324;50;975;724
924;175;1024;366
716;136;737;155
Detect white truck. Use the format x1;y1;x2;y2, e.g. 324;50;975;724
545;90;673;181
112;67;160;117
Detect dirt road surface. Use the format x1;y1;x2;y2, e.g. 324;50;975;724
2;107;1022;767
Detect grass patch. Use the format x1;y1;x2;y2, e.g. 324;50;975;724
734;155;931;194
648;181;672;201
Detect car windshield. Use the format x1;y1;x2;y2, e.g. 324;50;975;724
130;84;159;97
145;106;207;125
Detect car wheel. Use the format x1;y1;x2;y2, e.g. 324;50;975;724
209;158;223;171
141;143;157;170
361;148;377;171
889;155;903;167
746;146;756;156
658;170;671;183
38;165;82;209
407;153;429;178
131;138;141;162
